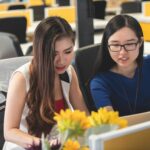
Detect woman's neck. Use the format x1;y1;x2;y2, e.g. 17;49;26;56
111;62;138;78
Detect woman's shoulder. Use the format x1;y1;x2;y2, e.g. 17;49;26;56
16;62;31;72
13;62;30;78
92;71;114;80
11;62;31;91
11;62;30;77
91;71;114;86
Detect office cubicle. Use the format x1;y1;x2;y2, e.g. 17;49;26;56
0;9;33;27
89;111;150;150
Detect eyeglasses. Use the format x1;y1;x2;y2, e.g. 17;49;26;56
108;41;139;52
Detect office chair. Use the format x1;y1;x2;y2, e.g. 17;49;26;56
121;1;142;14
0;16;27;43
0;96;5;150
0;32;23;59
74;43;100;112
56;0;70;6
93;0;106;19
8;4;26;10
26;45;33;56
28;5;48;21
0;56;32;149
0;0;10;2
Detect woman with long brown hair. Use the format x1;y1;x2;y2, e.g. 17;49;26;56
3;16;89;150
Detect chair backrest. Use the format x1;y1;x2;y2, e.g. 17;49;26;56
8;4;26;10
45;6;75;23
0;56;32;149
74;43;100;111
26;45;33;56
56;0;70;6
0;32;23;59
0;9;32;27
121;1;142;14
28;5;47;21
93;0;106;19
0;99;5;150
0;2;27;11
0;16;27;43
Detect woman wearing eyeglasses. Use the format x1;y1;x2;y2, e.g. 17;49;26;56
90;14;150;116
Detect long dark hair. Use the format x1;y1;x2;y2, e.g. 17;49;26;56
26;16;75;137
94;14;144;74
92;15;144;113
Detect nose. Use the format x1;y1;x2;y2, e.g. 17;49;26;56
120;46;127;54
58;54;65;64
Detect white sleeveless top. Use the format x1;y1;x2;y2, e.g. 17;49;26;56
3;62;73;150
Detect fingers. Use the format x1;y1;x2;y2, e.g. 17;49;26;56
49;138;59;146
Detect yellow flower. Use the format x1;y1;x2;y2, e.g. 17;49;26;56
89;108;128;128
112;118;128;128
63;139;80;150
62;139;90;150
53;108;127;150
54;109;91;137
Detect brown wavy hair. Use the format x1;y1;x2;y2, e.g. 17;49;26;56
26;16;75;137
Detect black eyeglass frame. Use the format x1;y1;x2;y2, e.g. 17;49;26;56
108;41;140;52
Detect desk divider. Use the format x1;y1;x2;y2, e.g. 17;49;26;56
27;0;55;7
142;2;150;17
89;111;150;150
0;2;27;11
45;6;75;23
0;9;33;27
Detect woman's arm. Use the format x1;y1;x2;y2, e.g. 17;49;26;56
4;72;40;148
69;66;89;115
90;76;113;110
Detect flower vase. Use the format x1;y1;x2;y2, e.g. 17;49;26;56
84;124;118;146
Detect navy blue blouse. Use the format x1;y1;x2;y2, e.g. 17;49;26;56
90;56;150;116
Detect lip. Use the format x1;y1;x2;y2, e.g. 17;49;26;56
118;57;129;64
55;66;66;71
118;57;128;61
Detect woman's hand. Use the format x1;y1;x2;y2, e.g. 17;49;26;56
49;138;61;149
25;137;41;149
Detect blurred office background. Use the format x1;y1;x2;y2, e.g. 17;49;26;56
0;0;150;56
1;0;150;148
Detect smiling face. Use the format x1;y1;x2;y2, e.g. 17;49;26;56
54;36;74;74
108;27;142;70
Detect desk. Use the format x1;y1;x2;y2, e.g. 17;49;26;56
122;111;150;126
0;2;27;11
27;19;108;41
89;111;150;150
126;13;150;41
106;7;120;15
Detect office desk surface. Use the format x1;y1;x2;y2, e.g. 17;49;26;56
26;19;108;40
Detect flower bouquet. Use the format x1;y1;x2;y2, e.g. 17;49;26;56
27;108;128;150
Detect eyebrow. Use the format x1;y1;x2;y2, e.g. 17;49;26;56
109;39;138;43
55;46;73;52
64;46;73;51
